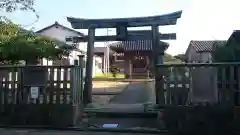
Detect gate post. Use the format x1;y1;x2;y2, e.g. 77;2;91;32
78;55;85;102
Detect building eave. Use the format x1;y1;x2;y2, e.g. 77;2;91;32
109;40;169;52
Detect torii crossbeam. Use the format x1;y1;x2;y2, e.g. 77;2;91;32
67;11;182;105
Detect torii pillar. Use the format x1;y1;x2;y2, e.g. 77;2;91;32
83;27;95;104
152;25;165;104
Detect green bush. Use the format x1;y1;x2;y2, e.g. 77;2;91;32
110;64;120;78
124;74;130;79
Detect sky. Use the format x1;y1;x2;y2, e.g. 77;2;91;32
2;0;240;55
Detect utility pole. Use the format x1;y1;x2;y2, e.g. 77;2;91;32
104;28;112;74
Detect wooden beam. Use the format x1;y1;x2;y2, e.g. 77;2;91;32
67;11;182;29
66;33;176;43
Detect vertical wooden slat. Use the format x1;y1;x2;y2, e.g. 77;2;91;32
237;67;240;105
229;65;235;105
63;67;68;104
188;66;193;104
70;67;74;104
5;71;10;104
0;68;6;112
16;68;22;104
165;67;171;104
11;69;17;104
56;67;61;104
49;67;54;104
185;67;190;105
42;67;49;104
21;67;28;104
71;66;82;104
221;67;227;102
180;67;188;105
75;66;80;104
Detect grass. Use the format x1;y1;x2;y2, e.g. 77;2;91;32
93;73;125;79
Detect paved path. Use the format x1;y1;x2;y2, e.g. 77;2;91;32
86;81;158;129
109;82;149;104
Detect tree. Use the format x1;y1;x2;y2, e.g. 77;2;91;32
0;21;71;64
212;40;239;62
163;53;183;64
174;54;186;62
0;0;37;19
0;1;72;64
164;53;174;62
0;0;35;12
110;64;120;78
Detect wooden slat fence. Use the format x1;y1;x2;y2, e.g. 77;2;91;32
0;65;84;127
156;63;240;105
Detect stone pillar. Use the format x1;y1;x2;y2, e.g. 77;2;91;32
151;25;164;104
83;27;95;104
129;59;133;79
102;56;105;73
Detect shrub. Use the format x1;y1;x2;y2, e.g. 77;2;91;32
110;64;120;78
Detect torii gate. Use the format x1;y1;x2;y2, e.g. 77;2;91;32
67;11;182;105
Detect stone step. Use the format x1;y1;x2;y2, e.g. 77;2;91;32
85;103;145;113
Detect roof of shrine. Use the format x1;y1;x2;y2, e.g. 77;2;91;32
109;40;169;52
188;40;226;52
67;11;182;29
226;30;240;45
94;47;115;54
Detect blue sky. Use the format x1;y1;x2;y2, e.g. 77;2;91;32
3;0;240;55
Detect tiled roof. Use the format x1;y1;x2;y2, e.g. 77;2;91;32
35;21;84;36
94;47;115;54
109;40;169;51
190;40;227;52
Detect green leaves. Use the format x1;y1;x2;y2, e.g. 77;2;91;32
0;0;39;23
0;0;35;12
213;39;240;62
0;22;71;64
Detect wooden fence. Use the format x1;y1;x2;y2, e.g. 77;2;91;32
0;65;84;127
156;63;240;105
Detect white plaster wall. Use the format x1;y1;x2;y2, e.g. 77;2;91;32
200;52;212;63
92;56;103;77
37;26;80;42
37;25;102;77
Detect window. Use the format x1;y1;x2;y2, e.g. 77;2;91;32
114;53;124;61
134;56;144;60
